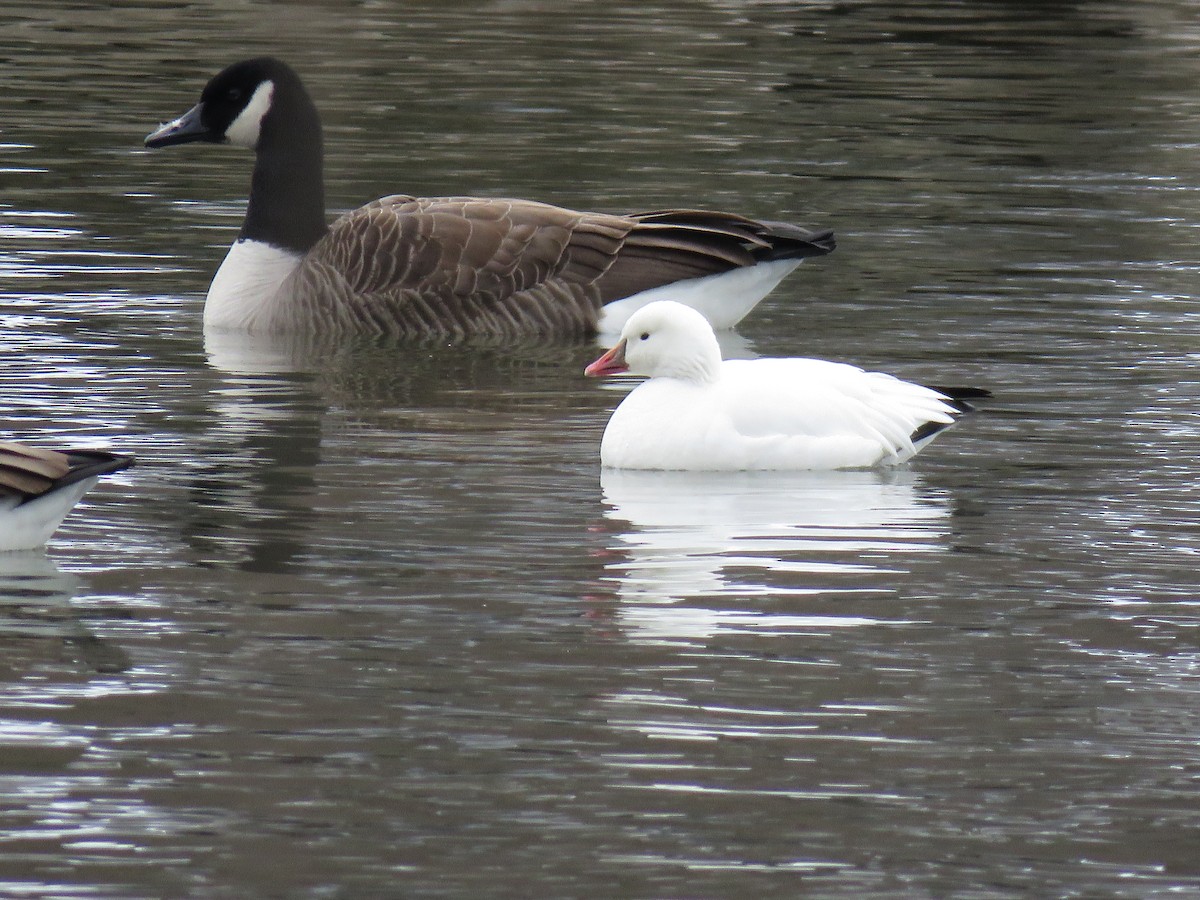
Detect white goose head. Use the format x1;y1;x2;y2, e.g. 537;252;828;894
586;300;723;384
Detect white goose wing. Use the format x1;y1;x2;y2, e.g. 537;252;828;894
720;358;958;465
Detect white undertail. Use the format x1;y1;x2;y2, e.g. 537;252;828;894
0;479;98;552
598;258;803;334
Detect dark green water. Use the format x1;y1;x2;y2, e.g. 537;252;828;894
1;2;1198;896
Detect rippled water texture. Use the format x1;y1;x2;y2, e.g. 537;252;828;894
2;2;1199;896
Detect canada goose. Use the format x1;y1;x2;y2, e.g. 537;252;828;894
0;441;133;551
584;301;983;470
145;57;835;338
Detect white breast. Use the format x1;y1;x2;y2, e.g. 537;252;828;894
204;239;304;331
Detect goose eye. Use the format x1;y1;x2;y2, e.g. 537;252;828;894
639;332;650;341
227;87;243;101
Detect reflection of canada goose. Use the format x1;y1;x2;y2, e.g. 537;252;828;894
0;552;130;673
0;442;132;551
145;57;834;338
586;301;985;470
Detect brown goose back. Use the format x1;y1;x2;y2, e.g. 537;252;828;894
278;196;834;338
0;442;133;503
0;441;71;497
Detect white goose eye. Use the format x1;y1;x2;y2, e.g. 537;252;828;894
639;332;650;341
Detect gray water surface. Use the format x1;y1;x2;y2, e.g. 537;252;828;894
2;2;1199;896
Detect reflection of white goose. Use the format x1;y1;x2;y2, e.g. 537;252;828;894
599;468;949;643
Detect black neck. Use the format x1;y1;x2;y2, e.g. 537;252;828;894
240;97;329;253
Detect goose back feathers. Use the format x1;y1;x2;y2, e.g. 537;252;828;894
282;197;833;338
146;57;834;338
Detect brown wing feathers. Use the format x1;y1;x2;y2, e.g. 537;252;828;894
0;441;70;496
300;197;832;336
0;441;132;504
0;441;133;502
593;210;818;303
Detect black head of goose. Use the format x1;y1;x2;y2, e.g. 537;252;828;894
0;441;133;551
146;57;835;339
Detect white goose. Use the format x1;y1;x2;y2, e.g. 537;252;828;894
0;442;132;551
145;57;834;338
584;301;982;471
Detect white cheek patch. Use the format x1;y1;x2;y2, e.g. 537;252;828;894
225;80;275;148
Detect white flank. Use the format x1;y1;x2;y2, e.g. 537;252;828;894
597;257;803;335
0;479;97;552
225;80;275;148
205;238;303;331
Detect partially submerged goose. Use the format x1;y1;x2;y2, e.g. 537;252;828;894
584;301;983;471
0;441;133;551
145;57;834;338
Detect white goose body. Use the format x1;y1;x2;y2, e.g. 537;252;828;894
585;301;979;471
146;58;834;339
0;442;132;551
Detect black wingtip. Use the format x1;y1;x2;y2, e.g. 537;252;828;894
911;419;953;444
932;386;992;400
929;386;992;414
755;223;836;261
59;451;135;489
805;227;837;255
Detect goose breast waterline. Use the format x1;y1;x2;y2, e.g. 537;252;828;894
145;57;834;339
